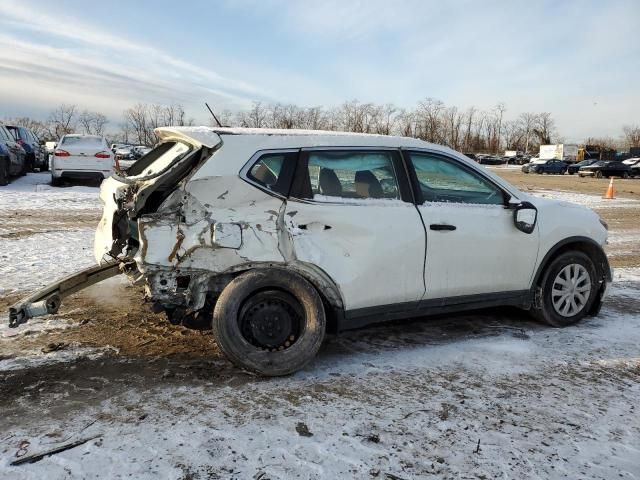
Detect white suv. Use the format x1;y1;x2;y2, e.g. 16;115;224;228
11;127;612;376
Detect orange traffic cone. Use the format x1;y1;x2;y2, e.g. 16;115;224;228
603;178;615;200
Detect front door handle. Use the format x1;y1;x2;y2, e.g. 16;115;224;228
430;224;456;231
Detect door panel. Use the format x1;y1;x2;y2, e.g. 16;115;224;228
285;148;426;311
406;150;539;300
418;203;539;299
285;200;425;310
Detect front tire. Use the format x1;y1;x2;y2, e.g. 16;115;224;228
595;171;603;179
534;251;598;327
212;268;326;376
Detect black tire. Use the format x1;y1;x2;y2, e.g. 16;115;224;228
19;155;28;176
533;251;598;327
212;268;326;376
622;172;629;179
26;153;35;173
561;168;567;175
0;158;9;186
595;171;603;179
50;176;63;187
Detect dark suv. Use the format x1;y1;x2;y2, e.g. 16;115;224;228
6;126;47;172
0;125;27;185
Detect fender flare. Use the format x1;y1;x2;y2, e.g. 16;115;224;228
220;261;345;333
531;236;612;289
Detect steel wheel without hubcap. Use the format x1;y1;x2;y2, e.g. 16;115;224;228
551;264;591;317
238;290;302;351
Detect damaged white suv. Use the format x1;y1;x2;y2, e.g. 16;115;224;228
9;127;611;376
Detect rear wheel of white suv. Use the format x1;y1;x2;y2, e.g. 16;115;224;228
212;268;326;376
534;251;598;327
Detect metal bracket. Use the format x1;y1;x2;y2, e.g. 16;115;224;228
8;262;123;328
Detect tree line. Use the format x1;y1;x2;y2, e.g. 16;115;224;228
4;100;640;154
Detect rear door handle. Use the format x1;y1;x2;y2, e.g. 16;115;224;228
298;223;332;231
430;224;456;231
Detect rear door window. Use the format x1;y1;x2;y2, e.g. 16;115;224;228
292;150;401;201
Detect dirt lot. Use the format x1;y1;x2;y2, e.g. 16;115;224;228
1;171;639;479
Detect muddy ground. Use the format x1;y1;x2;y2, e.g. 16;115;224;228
1;171;639;479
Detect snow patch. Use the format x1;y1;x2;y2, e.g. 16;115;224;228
529;189;640;208
0;172;101;211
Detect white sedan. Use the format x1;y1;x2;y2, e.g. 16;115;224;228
51;135;113;186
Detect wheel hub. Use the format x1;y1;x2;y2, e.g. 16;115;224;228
239;290;302;350
551;263;591;317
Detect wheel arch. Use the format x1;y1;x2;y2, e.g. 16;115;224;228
532;236;611;289
219;261;345;333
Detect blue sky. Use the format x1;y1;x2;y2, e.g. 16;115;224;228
0;0;638;141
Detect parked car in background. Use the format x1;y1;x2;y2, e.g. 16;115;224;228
477;154;504;165
522;159;545;173
116;146;152;171
463;153;478;162
527;159;568;175
568;159;599;175
132;145;152;159
578;161;631;179
111;143;131;153
0;125;27;185
5;125;47;172
10;127;613;376
114;145;134;160
51;135;113;186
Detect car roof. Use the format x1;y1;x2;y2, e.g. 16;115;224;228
157;126;446;151
63;134;103;138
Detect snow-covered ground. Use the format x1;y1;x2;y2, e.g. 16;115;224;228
1;173;639;479
530;189;640;208
0;174;99;295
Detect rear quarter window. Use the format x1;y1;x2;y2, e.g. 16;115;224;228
245;151;297;197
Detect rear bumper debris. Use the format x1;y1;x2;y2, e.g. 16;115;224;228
8;262;122;328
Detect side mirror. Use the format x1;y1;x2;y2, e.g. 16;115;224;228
513;201;537;234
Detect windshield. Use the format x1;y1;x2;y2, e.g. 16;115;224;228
125;141;191;179
61;136;104;147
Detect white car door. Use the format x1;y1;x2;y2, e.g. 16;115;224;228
405;150;539;301
285;149;426;313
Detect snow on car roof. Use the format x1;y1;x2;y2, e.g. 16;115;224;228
157;126;435;149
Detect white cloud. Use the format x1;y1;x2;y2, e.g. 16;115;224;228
0;0;274;123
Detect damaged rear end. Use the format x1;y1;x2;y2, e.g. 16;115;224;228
94;127;228;326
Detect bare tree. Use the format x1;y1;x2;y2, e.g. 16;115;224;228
48;104;78;138
3;117;49;139
79;110;108;136
533;112;555;146
518;112;538;154
623;125;640;148
494;103;506;154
